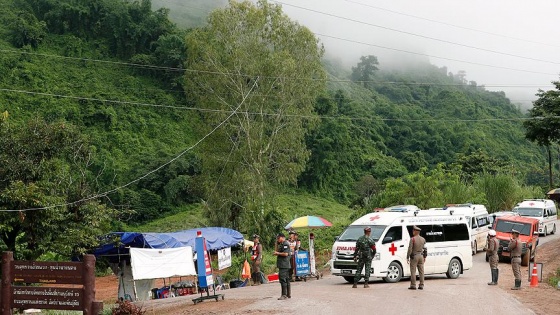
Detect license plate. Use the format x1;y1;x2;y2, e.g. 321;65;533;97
502;251;510;257
341;270;352;274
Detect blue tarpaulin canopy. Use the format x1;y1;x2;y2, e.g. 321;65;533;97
92;227;243;258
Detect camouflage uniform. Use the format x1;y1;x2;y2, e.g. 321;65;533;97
353;234;376;285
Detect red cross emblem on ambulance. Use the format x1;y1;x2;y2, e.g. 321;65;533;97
389;243;398;256
369;215;380;221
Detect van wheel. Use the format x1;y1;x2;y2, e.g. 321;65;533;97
383;261;403;283
446;258;461;279
472;241;477;255
343;276;354;283
521;250;530;267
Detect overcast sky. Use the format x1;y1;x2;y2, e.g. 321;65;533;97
249;0;560;107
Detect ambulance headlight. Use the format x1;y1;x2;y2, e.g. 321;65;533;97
332;251;337;260
373;252;380;261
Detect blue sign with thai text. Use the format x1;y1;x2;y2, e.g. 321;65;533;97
295;250;310;277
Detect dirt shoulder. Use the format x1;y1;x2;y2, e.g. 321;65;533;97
497;236;560;315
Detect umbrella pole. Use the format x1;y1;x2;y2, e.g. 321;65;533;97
309;232;316;275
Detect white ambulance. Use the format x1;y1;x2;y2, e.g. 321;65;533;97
513;199;558;236
442;204;490;255
331;210;473;283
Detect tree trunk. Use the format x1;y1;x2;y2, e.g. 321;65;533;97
548;144;553;189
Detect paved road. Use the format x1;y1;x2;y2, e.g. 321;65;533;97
149;223;560;314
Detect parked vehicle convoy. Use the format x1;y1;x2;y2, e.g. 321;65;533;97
513;199;557;236
492;215;540;266
331;208;473;283
442;204;491;255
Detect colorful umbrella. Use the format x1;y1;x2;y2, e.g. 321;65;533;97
284;215;332;230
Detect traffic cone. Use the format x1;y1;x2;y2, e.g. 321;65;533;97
530;263;539;288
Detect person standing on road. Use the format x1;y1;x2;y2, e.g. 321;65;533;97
407;226;427;290
486;230;499;285
352;227;376;288
287;230;300;281
508;229;522;290
250;234;263;286
274;233;292;300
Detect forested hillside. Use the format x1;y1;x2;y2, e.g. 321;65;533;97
0;0;548;258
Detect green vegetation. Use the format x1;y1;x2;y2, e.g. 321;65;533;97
0;0;556;260
547;267;560;288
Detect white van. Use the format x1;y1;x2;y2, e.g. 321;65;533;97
331;211;473;283
513;199;558;236
443;204;490;255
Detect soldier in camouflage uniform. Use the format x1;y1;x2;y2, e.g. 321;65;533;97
352;227;376;288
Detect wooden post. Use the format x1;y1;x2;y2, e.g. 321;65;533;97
92;301;103;315
1;252;13;315
82;255;96;315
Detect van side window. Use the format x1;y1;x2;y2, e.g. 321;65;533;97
384;226;402;243
471;217;478;228
477;216;488;227
443;224;469;241
422;225;445;243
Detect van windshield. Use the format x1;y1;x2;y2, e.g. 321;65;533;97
495;220;532;236
514;208;543;217
338;225;386;242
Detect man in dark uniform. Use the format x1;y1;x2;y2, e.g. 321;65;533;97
274;233;292;300
352;227;376;288
508;229;522;290
486;229;499;285
407;225;427;290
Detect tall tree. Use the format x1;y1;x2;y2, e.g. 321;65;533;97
0;116;116;260
524;81;560;188
184;0;326;238
351;55;379;88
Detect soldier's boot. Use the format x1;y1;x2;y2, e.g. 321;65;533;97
352;283;357;288
363;279;369;288
511;279;521;290
488;269;497;285
495;269;499;284
286;283;291;298
278;284;288;300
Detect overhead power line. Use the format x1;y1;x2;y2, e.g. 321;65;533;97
272;0;560;66
316;33;559;76
0;86;546;123
0;80;259;212
344;0;560;48
1;48;557;85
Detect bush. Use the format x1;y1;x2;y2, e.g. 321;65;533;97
111;300;145;315
547;267;560;288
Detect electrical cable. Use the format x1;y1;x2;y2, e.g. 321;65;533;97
344;0;560;49
0;86;549;123
0;78;259;212
271;0;560;65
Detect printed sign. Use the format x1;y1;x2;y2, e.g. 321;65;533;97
295;250;310;277
218;247;232;270
195;235;214;288
11;261;83;284
12;287;83;311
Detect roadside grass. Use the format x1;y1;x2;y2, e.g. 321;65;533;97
547;266;560;288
